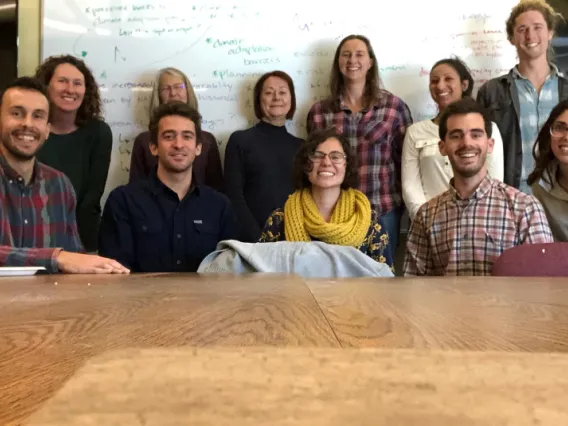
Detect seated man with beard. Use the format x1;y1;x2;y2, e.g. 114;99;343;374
403;98;553;276
0;77;129;274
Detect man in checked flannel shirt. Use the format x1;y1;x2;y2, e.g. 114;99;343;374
404;98;553;276
0;77;128;274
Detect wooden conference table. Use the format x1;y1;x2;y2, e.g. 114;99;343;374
2;273;568;424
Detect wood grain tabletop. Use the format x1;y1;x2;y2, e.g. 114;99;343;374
306;276;568;351
0;274;339;425
3;274;568;424
27;346;568;426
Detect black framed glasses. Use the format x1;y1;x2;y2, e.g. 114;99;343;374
308;150;347;164
551;121;568;138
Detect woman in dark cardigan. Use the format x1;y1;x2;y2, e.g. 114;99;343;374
128;67;223;191
35;55;111;252
224;70;304;242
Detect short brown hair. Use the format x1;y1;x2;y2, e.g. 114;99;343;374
253;70;296;120
438;98;493;141
149;101;202;146
35;55;102;126
0;77;50;112
506;0;561;41
292;128;358;190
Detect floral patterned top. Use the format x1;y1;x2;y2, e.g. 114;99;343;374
259;209;394;271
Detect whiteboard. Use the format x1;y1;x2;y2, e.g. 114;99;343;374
41;0;519;204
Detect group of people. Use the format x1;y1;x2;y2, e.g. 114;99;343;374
1;0;567;276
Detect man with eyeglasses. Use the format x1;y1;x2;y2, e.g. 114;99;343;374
404;99;553;276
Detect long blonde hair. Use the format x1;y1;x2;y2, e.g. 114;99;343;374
148;67;199;121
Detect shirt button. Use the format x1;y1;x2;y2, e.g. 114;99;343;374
176;260;181;265
24;219;28;224
177;233;182;239
9;180;13;184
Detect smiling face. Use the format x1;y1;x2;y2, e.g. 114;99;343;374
511;10;553;62
47;63;86;114
551;109;568;165
0;87;50;161
429;63;469;110
337;38;373;84
159;72;188;104
307;137;347;190
439;113;494;179
149;114;201;174
260;76;291;121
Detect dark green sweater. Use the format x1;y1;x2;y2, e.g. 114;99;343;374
36;119;112;252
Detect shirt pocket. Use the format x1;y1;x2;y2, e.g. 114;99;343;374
474;230;504;265
487;100;513;123
416;139;440;159
134;222;166;256
191;221;222;258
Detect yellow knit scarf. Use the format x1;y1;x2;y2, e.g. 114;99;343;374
283;188;372;247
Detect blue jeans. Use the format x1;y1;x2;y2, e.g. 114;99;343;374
381;206;403;252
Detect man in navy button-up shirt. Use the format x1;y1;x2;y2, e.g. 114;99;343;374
99;102;237;272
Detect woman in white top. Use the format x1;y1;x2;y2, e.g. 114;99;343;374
402;58;504;220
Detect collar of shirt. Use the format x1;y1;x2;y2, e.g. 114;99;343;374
338;95;381;113
539;162;568;201
512;63;562;80
0;152;44;186
147;168;199;200
448;174;493;202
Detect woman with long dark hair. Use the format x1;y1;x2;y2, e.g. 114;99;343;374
307;35;412;251
528;100;568;241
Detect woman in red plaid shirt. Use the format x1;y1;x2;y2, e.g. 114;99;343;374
307;35;413;252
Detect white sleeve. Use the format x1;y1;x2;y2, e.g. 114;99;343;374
486;122;504;182
402;126;428;221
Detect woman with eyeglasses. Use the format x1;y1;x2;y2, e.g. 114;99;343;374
259;128;393;270
527;100;568;241
129;67;223;191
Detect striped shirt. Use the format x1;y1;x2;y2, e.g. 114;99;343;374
404;176;553;276
514;65;560;194
307;91;413;214
0;153;84;272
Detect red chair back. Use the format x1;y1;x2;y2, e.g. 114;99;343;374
491;243;568;276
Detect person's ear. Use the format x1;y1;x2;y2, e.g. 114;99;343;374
149;142;158;157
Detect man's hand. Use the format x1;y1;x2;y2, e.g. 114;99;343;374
56;251;130;274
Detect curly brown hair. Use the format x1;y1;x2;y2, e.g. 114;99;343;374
505;0;561;41
527;100;568;187
35;55;103;126
292;127;358;190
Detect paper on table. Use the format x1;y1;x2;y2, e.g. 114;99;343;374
0;267;47;277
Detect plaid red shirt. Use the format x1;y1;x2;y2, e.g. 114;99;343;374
307;91;413;213
0;153;84;272
404;176;553;276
